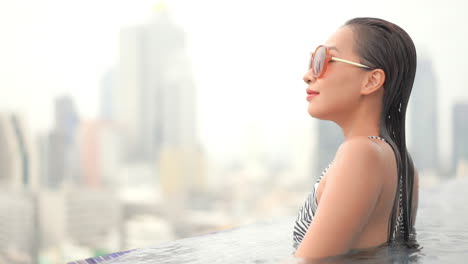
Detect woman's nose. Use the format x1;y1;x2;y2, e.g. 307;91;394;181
303;69;316;84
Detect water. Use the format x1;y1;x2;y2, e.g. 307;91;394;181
69;176;468;263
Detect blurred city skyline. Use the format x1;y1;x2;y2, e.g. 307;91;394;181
1;1;468;263
1;0;468;170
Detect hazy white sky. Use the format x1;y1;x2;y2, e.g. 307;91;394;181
0;0;467;169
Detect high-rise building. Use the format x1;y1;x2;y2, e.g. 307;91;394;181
0;113;39;190
409;57;439;173
54;96;80;144
0;113;40;262
115;7;205;220
37;133;49;189
78;120;123;188
0;113;24;189
315;120;343;181
43;96;80;189
100;68;116;121
452;103;468;174
116;8;198;163
44;130;68;189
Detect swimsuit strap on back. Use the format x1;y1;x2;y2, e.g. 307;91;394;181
368;135;386;141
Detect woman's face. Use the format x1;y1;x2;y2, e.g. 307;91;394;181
304;26;369;121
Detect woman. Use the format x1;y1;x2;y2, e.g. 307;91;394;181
292;17;420;260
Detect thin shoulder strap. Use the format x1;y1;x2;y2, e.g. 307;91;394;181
368;135;386;141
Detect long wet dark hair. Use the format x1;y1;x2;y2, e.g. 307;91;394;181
344;17;417;242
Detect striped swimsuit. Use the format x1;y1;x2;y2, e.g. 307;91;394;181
292;136;395;249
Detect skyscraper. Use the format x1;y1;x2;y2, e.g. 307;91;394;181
43;96;80;189
315;120;343;181
116;8;197;163
115;7;204;225
0;112;39;263
78;120;123;188
0;112;39;190
100;68;116;121
409;57;439;173
452;103;468;174
54;96;80;145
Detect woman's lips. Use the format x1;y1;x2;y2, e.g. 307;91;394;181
306;88;319;101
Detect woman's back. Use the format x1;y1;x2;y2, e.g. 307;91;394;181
320;137;419;249
293;136;419;251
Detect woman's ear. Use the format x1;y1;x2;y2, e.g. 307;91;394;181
361;69;385;95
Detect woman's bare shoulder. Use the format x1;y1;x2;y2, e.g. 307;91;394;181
336;137;386;160
331;137;387;180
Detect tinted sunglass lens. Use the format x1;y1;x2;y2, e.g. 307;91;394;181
313;46;326;77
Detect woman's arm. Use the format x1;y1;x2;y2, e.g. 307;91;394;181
294;138;385;259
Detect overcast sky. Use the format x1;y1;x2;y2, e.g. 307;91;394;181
0;0;467;169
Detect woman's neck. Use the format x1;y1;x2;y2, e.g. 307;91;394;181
337;95;382;140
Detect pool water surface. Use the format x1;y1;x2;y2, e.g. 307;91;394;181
68;176;468;264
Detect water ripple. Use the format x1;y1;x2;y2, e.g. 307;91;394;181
84;177;468;264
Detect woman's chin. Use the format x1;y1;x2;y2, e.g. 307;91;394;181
307;105;321;119
308;106;329;120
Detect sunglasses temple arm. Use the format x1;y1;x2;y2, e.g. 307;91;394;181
331;57;371;69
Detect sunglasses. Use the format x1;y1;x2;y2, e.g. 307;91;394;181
309;45;373;78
